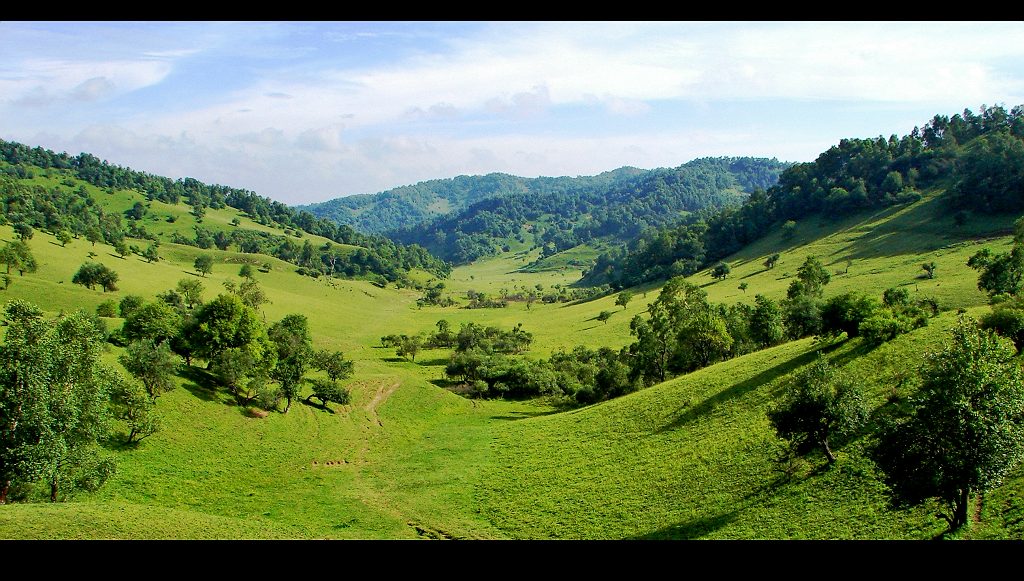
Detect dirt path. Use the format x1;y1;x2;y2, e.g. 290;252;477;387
366;381;399;424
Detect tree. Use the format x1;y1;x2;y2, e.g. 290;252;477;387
305;379;350;410
119;295;145;319
143;244;159;263
194;254;213;277
56;229;73;248
0;241;36;276
968;246;1024;297
711;262;731;280
781;220;797;240
114;240;130;259
750;294;785;347
763;253;780;270
71;262;118;292
738;282;748;293
268;314;314;413
86;226;102;247
119;340;177;399
922;261;937;279
597;310;613;324
874;317;1024;532
397;335;423;362
314;350;354;383
121;301;180;345
0;301;116;503
615;291;633;310
108;373;160;444
239;264;255;279
768;357;867;466
13;222;33;241
176;278;205;309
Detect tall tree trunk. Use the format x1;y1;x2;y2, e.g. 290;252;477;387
952;488;971;531
821;437;836;465
50;477;58;502
1;480;9;504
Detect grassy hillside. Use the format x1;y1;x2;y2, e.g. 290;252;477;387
1;178;1022;539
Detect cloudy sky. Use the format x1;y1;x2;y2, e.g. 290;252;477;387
2;21;1023;205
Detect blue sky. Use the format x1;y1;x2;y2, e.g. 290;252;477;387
2;21;1023;205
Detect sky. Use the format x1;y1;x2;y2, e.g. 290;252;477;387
2;21;1023;206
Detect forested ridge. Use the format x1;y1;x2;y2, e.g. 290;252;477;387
304;157;790;264
585;104;1024;289
0;140;450;281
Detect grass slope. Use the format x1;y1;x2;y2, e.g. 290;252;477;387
1;184;1022;539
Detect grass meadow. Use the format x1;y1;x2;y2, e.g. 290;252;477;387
1;187;1022;539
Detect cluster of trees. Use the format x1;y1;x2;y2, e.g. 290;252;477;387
379;158;789;264
586;104;1024;289
625;258;937;388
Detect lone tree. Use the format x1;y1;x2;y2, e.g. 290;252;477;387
763;253;780;270
873;316;1024;533
615;291;633;310
768;357;868;466
922;261;937;279
711;262;731;280
194;254;213;277
72;262;118;292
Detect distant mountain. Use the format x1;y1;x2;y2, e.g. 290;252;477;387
304;158;791;264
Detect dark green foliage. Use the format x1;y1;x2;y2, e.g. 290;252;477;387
119;340;177;399
922;261;937;279
750;295;786;348
175;279;204;309
763;253;780;270
95;300;117;318
194;254;213;277
615;291;633;310
711;261;731;280
0;301;117;503
56;229;72;247
969;246;1024;297
305;379;350;409
268;314;313;412
874;317;1024;532
118;295;144;319
121;301;180;345
71;262;118;292
143;244;159;263
768;357;868;465
596;310;613;324
820;292;879;338
981;299;1024;352
0;241;36;276
238;264;254;279
107;373;159;444
950;129;1024;214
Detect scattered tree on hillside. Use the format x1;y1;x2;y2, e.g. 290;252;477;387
922;261;937;279
874;317;1024;532
56;229;72;248
782;220;797;240
108;373;160;444
239;264;254;279
176;279;205;309
268;314;314;413
768;357;868;466
121;301;180;345
13;222;33;241
119;340;177;399
143;244;159;263
115;240;130;259
764;253;780;270
615;291;633;310
711;262;731;280
194;254;213;277
597;310;613;324
738;282;748;293
71;262;118;292
0;241;36;276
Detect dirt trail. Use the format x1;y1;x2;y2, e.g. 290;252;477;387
366;381;399;414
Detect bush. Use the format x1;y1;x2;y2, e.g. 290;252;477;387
96;300;118;318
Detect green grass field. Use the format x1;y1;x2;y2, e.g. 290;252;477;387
1;187;1023;539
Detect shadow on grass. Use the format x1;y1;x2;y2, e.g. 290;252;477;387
178;365;234;405
429;378;458;389
656;343;831;434
488;408;559;421
631;508;742;539
298;398;336;414
416;357;449;367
